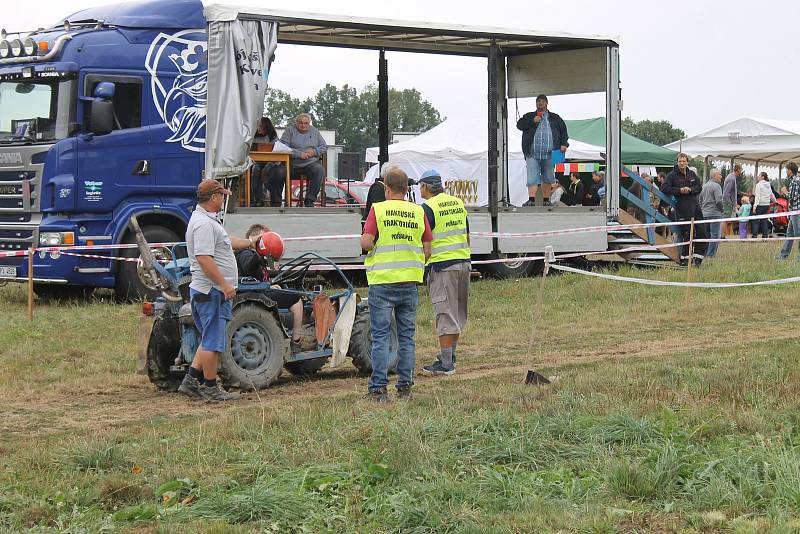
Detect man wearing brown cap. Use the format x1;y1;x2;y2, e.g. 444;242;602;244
178;179;259;401
723;163;742;236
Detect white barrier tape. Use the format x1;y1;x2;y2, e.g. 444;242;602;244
550;263;800;288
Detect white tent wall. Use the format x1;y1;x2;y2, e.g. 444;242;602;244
364;116;602;206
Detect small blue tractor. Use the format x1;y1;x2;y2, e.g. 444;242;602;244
131;215;398;391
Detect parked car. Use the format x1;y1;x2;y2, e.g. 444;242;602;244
290;180;370;207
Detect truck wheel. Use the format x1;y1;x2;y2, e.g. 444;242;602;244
219;303;285;391
479;253;539;279
33;284;94;301
115;225;181;302
146;312;182;392
347;307;399;376
284;358;328;377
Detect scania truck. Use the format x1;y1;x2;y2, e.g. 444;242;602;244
0;0;621;299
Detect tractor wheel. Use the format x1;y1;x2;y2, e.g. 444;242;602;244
219;303;285;391
347;307;399;376
284;358;328;377
146;312;182;392
116;225;181;302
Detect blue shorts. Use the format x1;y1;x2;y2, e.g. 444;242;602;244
526;157;555;186
190;287;233;353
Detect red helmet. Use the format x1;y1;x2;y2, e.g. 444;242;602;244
255;231;285;260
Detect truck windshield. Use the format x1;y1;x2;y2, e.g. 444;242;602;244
0;80;70;143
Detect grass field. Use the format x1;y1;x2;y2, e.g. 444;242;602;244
2;242;800;533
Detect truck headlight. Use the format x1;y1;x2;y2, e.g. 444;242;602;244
0;41;9;59
8;39;23;57
22;38;37;56
39;232;75;247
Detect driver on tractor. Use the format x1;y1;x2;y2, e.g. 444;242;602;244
235;224;307;353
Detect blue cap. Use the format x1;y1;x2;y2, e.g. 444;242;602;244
418;169;442;187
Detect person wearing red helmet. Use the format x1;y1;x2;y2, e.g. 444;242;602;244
235;224;305;352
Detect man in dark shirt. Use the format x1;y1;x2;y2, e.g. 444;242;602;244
662;153;706;266
584;171;605;206
234;224;305;351
564;172;585;206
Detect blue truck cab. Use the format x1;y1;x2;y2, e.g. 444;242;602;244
0;0;208;299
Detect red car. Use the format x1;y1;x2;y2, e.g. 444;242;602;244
290;180;370;207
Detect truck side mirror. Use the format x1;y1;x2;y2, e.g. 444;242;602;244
89;101;114;135
88;81;115;135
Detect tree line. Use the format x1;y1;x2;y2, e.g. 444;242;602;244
264;84;443;160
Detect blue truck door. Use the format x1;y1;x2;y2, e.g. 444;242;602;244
76;74;153;213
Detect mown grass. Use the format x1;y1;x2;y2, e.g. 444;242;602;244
1;241;800;532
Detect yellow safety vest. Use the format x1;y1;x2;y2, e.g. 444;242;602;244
365;200;426;285
425;193;470;264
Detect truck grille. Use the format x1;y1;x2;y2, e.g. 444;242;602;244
0;171;36;212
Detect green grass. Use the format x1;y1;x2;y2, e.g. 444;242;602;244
1;242;800;532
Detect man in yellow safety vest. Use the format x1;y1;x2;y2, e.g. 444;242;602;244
361;165;432;401
417;170;471;376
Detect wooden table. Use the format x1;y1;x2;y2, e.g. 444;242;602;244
249;151;292;207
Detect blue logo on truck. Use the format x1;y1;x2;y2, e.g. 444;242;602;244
145;29;207;153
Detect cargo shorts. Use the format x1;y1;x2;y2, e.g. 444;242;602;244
428;261;470;336
190;287;233;353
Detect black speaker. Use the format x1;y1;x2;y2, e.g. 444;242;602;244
337;152;359;180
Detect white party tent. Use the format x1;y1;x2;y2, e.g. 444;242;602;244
364;116;603;206
665;117;800;165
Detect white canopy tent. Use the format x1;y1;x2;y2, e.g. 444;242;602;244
665;117;800;165
364;116;603;206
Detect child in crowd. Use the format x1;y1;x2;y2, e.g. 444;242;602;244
737;196;751;239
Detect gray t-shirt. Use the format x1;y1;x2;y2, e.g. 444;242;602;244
186;205;238;293
699;180;724;218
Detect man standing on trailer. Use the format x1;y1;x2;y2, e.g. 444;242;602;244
276;113;327;207
417;170;471;376
516;94;569;207
360;166;432;401
178;179;259;401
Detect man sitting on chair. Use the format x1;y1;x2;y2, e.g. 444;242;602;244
276;113;327;207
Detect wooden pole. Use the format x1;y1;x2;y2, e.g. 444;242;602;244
27;248;34;321
683;218;695;313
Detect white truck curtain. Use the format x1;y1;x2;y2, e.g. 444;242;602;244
205;19;277;179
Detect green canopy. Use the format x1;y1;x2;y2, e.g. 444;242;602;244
565;117;677;165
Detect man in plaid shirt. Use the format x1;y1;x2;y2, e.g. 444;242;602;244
778;162;800;259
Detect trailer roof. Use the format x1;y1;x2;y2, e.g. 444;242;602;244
203;2;618;56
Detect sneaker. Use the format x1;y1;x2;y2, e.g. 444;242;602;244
422;361;455;376
303;199;315;207
396;385;413;400
542;200;552;207
199;383;242;402
177;374;203;399
290;338;303;353
522;199;536;207
362;388;389;402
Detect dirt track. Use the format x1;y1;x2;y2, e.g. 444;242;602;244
4;326;798;441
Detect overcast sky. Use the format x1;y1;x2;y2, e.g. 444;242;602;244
5;0;799;137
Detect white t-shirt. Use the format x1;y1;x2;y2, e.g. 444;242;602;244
550;186;564;203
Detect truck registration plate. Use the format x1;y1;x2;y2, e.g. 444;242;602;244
0;266;17;278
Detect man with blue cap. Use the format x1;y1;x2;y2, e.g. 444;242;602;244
418;169;471;376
